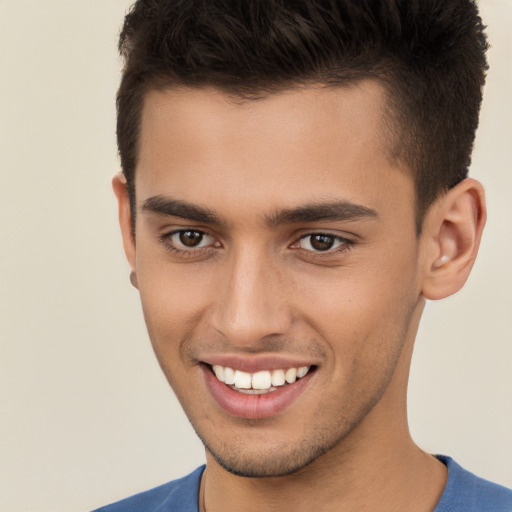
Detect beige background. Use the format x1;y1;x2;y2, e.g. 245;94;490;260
0;1;510;511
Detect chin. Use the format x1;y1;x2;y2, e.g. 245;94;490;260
197;426;348;478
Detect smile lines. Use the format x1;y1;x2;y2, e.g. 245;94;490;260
212;365;311;394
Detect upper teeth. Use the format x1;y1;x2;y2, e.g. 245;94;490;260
212;364;311;391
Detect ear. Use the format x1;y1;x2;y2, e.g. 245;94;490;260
421;178;486;300
112;173;138;288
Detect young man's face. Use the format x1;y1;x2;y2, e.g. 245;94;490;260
122;82;428;477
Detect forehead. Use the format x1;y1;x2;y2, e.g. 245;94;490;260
136;82;414;225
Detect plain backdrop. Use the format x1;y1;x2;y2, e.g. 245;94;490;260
0;1;511;511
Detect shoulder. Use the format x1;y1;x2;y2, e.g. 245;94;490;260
91;465;205;512
434;456;512;512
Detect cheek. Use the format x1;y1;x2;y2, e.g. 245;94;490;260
136;252;216;360
136;267;213;408
295;253;419;365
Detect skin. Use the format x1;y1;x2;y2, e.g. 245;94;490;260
114;81;486;511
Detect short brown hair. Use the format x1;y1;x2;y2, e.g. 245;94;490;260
117;0;488;232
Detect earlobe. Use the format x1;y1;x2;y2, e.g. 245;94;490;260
129;271;138;289
421;178;486;300
112;173;137;279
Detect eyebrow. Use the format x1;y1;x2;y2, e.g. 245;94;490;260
142;196;224;225
265;201;378;226
142;195;378;226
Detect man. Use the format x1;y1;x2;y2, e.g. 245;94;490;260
95;0;512;510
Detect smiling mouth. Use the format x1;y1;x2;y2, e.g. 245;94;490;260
209;364;314;394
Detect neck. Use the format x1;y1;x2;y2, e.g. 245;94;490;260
201;414;446;512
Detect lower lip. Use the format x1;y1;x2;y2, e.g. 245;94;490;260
202;365;314;419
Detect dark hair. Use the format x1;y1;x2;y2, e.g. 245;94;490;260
117;0;488;232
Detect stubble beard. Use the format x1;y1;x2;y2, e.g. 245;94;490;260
152;299;416;479
187;379;394;479
194;420;354;478
183;341;410;478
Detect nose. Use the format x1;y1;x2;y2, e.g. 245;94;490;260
210;247;293;347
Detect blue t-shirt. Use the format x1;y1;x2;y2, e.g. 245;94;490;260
92;456;512;512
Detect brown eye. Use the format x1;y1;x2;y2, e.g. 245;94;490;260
169;230;215;250
298;234;347;252
310;235;335;251
179;231;204;247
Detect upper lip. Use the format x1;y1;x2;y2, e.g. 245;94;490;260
201;354;318;373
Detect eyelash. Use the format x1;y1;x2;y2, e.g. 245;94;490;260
159;230;354;258
294;233;354;257
159;230;218;258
